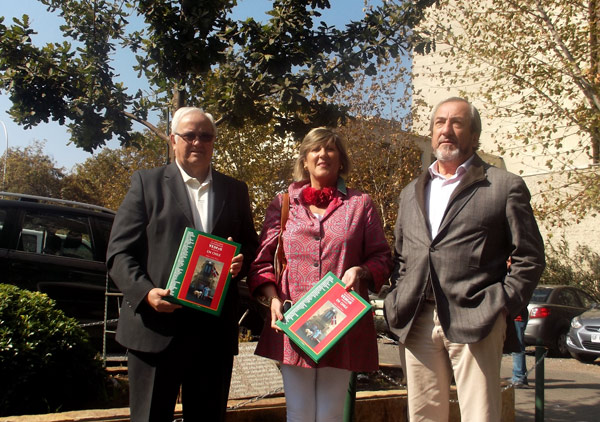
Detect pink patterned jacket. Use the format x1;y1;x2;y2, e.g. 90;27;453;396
248;179;392;371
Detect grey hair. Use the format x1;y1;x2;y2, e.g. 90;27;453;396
429;97;481;150
171;107;218;137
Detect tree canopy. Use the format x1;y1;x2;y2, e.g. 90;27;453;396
61;133;167;210
334;58;423;242
0;136;165;209
211;52;424;239
0;0;435;152
414;0;600;225
0;141;65;197
0;44;424;248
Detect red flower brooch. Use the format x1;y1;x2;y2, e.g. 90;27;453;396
301;186;336;207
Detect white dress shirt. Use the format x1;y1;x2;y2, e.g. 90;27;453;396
176;162;213;233
425;155;474;238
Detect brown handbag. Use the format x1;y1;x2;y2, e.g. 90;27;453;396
274;193;289;282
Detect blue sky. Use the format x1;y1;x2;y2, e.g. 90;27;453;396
0;0;384;170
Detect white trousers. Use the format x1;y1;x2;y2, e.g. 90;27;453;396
404;302;506;422
280;364;352;422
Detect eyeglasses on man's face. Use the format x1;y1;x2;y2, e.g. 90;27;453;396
175;131;215;144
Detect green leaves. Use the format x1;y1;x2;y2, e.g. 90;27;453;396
0;1;135;151
0;0;435;151
0;141;65;197
0;284;107;416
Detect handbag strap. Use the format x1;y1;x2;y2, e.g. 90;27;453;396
260;192;291;306
272;193;290;284
280;193;290;230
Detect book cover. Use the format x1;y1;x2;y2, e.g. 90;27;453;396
165;227;240;316
275;271;372;363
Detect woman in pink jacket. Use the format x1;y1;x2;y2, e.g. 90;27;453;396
248;127;392;422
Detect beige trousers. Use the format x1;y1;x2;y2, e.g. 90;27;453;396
403;302;506;422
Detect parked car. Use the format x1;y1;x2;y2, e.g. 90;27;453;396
566;305;600;363
525;285;596;356
0;192;264;350
0;192;118;351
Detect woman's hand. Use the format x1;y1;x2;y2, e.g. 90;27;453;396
259;283;285;333
269;296;285;332
342;266;369;293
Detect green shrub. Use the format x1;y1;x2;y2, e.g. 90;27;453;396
0;284;108;416
540;239;600;302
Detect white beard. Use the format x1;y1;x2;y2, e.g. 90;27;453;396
434;143;462;163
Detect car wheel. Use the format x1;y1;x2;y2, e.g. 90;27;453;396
570;352;598;364
555;329;570;357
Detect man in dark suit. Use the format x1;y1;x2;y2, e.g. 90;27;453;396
107;107;258;422
384;97;545;422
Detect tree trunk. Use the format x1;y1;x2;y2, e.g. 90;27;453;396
168;89;188;163
590;0;600;163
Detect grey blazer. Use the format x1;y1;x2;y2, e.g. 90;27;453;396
106;163;258;354
384;154;545;344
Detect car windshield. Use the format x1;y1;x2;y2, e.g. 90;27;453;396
530;287;552;303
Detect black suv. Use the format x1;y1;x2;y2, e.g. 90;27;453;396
0;192;119;349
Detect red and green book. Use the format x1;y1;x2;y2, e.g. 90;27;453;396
276;271;372;362
165;227;240;316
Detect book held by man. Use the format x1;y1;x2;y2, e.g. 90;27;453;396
164;227;240;316
275;271;372;362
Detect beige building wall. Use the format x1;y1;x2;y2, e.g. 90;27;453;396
411;6;599;254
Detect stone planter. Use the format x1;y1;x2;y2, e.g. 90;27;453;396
0;385;514;422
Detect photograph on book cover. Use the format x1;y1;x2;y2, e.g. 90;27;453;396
295;300;347;348
183;257;224;307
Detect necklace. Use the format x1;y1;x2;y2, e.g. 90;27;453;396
301;186;336;207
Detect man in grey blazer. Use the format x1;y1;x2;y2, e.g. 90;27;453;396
107;107;258;422
384;97;545;422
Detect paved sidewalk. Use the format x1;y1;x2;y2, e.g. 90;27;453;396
500;352;600;422
378;339;600;422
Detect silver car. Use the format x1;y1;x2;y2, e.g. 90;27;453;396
566;306;600;363
525;285;596;356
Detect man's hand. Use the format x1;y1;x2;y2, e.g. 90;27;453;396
228;237;244;277
145;288;182;313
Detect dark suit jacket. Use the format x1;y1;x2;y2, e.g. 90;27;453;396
107;163;258;355
384;154;545;345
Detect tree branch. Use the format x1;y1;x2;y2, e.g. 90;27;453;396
122;111;169;144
